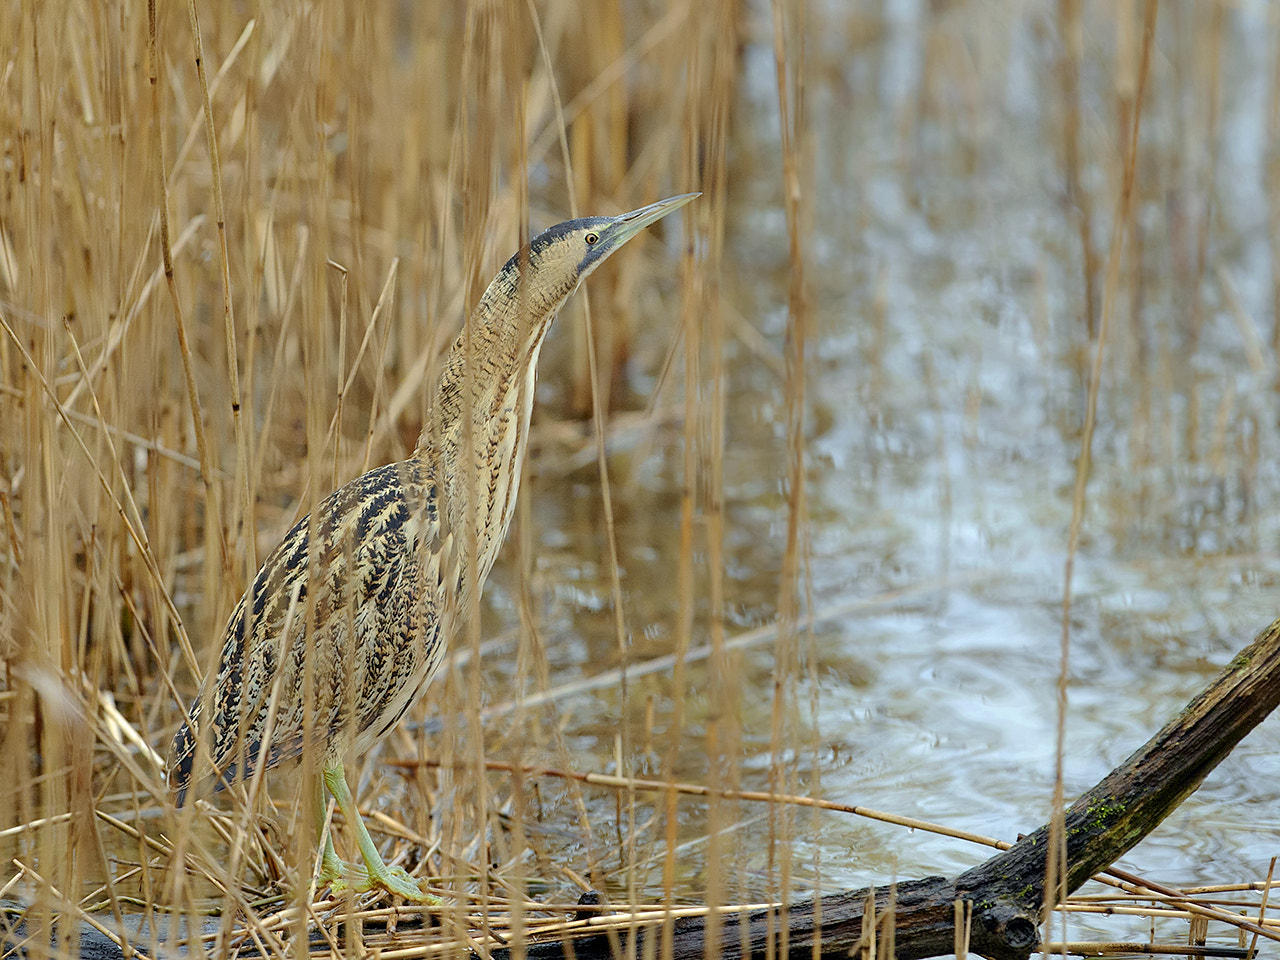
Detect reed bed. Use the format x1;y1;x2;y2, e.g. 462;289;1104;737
3;1;1279;959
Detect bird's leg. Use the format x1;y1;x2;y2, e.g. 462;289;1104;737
313;772;346;886
319;762;436;903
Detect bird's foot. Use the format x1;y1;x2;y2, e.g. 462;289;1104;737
320;856;438;904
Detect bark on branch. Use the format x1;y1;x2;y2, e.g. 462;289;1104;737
514;617;1280;960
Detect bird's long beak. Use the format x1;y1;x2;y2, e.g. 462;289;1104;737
604;192;700;250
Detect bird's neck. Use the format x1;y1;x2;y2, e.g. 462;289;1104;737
415;256;572;583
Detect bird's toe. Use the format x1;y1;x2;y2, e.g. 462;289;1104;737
320;857;437;905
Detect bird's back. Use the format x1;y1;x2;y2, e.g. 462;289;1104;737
169;459;452;804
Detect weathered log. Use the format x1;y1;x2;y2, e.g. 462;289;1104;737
512;617;1280;960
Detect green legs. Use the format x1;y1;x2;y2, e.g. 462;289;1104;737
313;762;435;903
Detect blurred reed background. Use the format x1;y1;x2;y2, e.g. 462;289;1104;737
3;0;1280;957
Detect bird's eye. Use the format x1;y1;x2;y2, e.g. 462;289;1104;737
584;232;599;245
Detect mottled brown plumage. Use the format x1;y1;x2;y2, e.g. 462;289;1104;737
169;194;697;902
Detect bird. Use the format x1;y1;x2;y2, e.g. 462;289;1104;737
168;193;698;903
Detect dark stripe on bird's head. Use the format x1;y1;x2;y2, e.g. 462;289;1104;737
500;216;613;276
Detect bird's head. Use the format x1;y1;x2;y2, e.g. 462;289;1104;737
496;193;700;317
425;192;698;468
539;192;699;283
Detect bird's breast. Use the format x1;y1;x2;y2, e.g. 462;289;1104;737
472;350;540;581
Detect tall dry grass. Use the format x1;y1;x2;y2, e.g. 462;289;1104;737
0;0;736;954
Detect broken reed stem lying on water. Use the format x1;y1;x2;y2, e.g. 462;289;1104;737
392;758;1011;852
495;616;1280;960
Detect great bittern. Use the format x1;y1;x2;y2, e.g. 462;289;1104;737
169;193;697;902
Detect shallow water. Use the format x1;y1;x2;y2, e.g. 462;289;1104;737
470;0;1280;946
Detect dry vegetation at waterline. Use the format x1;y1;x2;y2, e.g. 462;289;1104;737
3;2;1280;959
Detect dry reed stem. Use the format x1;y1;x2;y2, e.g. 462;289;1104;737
765;7;812;960
395;757;1009;852
147;0;227;606
1247;857;1277;959
1042;944;1249;958
185;0;251;582
1050;0;1157;936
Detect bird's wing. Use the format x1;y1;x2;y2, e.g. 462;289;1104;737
168;459;442;803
